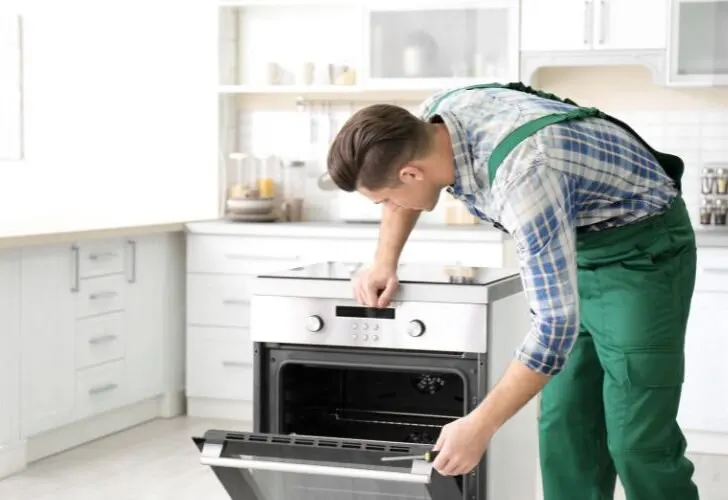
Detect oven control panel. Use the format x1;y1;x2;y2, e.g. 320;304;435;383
251;296;488;353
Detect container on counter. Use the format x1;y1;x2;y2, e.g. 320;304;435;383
716;167;728;195
257;155;281;199
227;153;258;199
700;198;714;226
282;160;306;222
714;199;727;226
701;167;716;195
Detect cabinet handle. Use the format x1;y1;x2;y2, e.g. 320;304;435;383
88;383;118;396
222;298;247;306
88;334;118;345
584;0;593;45
70;245;80;293
126;240;137;284
88;251;118;261
222;360;247;368
89;290;118;301
599;0;607;44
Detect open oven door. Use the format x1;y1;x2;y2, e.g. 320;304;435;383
193;430;462;500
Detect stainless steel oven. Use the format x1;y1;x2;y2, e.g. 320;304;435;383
193;262;540;500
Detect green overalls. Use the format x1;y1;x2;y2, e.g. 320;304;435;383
426;83;700;500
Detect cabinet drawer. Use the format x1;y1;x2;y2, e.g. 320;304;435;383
186;338;253;401
75;274;126;318
187;325;253;359
75;312;125;369
696;249;728;293
77;239;125;278
187;274;251;327
187;235;305;275
75;360;127;419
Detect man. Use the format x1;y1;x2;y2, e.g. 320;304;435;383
326;83;700;500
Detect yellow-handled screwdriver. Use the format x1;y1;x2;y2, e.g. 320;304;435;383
380;450;439;463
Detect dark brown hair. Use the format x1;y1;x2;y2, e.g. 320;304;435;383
327;104;431;192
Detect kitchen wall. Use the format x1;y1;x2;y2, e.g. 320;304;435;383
236;64;728;227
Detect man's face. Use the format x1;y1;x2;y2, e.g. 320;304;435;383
359;165;442;212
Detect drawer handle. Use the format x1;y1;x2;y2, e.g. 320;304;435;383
224;253;300;261
70;245;80;293
88;251;118;261
88;383;118;396
223;298;247;306
88;334;118;345
89;290;118;301
222;360;247;368
701;267;728;275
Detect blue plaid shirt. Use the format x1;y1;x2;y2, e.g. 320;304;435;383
419;88;678;376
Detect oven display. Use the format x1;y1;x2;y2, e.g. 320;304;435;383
335;306;395;319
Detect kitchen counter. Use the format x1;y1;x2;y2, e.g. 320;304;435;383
0;222;185;250
694;228;728;248
184;220;509;243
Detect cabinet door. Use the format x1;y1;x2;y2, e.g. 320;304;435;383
678;291;728;433
20;245;76;437
367;1;519;85
520;0;593;51
123;235;168;403
4;2;218;238
0;251;21;449
593;0;668;50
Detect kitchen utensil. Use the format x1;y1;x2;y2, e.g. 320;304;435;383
380;450;439;463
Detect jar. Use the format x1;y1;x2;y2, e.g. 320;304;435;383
716;167;728;195
283;160;306;222
700;198;714;225
228;152;258;199
257;155;280;199
701;167;716;195
714;199;727;226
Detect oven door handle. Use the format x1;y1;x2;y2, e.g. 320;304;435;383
200;456;431;484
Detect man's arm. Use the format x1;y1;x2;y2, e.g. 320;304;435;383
472;160;579;432
374;205;421;268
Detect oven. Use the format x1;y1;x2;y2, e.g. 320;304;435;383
193;262;539;500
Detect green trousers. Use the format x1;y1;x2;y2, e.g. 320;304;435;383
539;196;700;500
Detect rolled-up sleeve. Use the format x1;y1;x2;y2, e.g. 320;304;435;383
498;159;579;376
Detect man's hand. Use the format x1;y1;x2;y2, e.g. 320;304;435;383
432;360;551;477
352;264;399;308
431;409;494;476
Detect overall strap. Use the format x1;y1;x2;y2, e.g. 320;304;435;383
487;107;603;185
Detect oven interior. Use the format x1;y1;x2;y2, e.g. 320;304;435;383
279;363;466;445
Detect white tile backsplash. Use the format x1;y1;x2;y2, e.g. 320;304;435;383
234;104;728;227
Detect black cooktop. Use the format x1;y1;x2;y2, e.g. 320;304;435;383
260;261;518;286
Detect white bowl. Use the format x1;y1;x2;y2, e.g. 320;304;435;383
226;197;275;215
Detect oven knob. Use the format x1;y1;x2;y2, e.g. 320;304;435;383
306;315;324;333
407;319;426;337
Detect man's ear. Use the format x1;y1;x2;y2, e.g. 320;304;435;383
399;164;425;184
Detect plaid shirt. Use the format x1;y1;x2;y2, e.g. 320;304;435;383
419;88;678;376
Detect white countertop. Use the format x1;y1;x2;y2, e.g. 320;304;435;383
184;220;509;243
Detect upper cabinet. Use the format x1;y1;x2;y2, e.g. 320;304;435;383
521;0;668;52
667;0;728;86
219;0;520;96
0;3;219;238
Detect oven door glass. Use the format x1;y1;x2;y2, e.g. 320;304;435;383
193;430;461;500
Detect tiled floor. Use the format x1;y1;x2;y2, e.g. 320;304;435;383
0;417;726;500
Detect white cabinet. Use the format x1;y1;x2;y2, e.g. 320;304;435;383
0;251;21;475
678;248;728;434
520;0;667;52
2;3;218;238
123;236;168;403
20;245;77;437
667;0;728;86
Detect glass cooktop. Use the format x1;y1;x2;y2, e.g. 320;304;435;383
260;261;518;286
